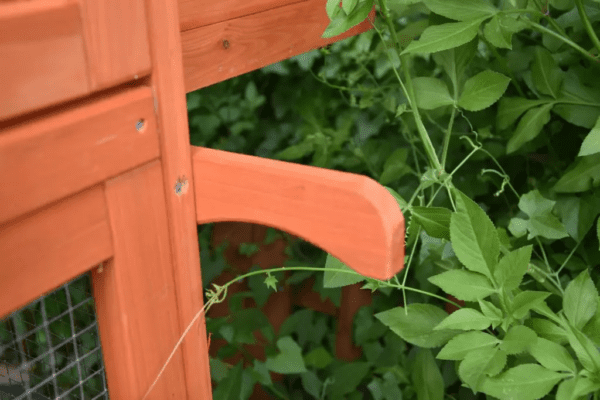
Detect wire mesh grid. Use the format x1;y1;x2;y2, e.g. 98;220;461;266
0;270;109;400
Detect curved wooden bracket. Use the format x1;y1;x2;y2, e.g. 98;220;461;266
191;146;404;281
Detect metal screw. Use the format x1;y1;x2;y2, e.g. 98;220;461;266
222;39;230;49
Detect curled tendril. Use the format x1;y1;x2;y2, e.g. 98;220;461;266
206;283;228;304
481;169;510;197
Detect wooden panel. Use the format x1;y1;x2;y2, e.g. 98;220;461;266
182;0;375;92
0;0;89;120
191;146;405;281
92;161;187;400
0;186;112;319
144;0;213;395
179;0;300;32
80;0;151;90
0;86;160;225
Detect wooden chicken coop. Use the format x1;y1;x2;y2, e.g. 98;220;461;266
0;0;405;398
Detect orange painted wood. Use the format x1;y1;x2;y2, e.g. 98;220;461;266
144;0;213;396
0;185;112;319
191;146;405;281
92;161;188;400
80;0;151;90
179;0;299;32
0;86;159;225
181;0;375;92
0;0;89;120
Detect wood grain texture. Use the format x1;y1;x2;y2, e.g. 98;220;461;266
191;146;405;281
80;0;151;90
0;186;112;319
92;161;187;400
144;0;213;396
0;0;89;120
0;86;159;225
181;0;375;92
179;0;300;32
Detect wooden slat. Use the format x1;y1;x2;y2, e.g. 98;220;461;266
191;146;405;281
181;0;375;92
0;86;159;225
179;0;300;32
92;161;188;400
0;0;89;120
144;0;213;395
0;185;112;319
80;0;152;90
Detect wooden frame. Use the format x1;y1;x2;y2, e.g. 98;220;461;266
0;0;403;399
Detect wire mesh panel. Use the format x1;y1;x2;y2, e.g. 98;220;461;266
0;271;108;400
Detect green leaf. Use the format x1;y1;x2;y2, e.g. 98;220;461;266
304;347;333;369
412;77;455;110
412;349;444;400
526;318;569;344
401;19;485;55
563;270;599;330
323;254;364;288
514;190;569;240
276;141;314;160
554;153;600;193
556;377;600;400
566;327;600;373
322;0;373;38
510;291;551;319
411;206;452;241
493;245;532;290
598;217;600;250
579;116;600;156
483;15;513;49
326;0;342;19
531;47;564;98
499;325;537;354
379;148;411;185
506;103;554;154
375;304;460;348
555;195;600;241
496;97;550;131
437;331;500;360
428;270;496;301
385;186;409;211
342;0;359;14
433;40;478;90
480;364;566;400
329;362;371;397
434;308;492;331
450;189;500;280
459;346;506;392
479;299;503;328
301;370;322;399
458;70;511;112
423;0;497;21
529;337;577;373
265;336;307;374
212;362;244;400
264;275;278;291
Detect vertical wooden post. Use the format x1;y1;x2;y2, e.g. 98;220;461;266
143;0;213;398
93;161;188;399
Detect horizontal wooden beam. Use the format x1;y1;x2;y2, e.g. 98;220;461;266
0;185;112;319
191;146;405;281
181;0;375;92
0;86;159;224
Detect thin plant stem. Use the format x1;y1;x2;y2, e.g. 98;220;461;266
574;0;600;55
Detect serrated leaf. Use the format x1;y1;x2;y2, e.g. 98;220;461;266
450;189;500;280
529;337;577;372
434;308;492;331
423;0;497;21
265;336;307;374
531;47;564;98
379;148;411;185
579;116;600;156
496;97;550;130
484;15;513;49
413;77;455;110
433;40;478;90
459;346;505;392
554;153;600;193
375;304;460;348
458;70;511;112
323;254;364;288
527;318;569;344
566;327;600;373
412;349;444;400
322;0;373;38
401;19;484;55
479;299;503;327
264;275;278;291
342;0;359;14
411;206;452;240
437;331;500;360
511;291;551;319
506;103;554;154
556;377;600;400
563;270;599;329
479;364;566;400
493;245;532;290
429;270;496;301
500;325;537;354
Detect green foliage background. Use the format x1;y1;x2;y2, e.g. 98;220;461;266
189;0;600;398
